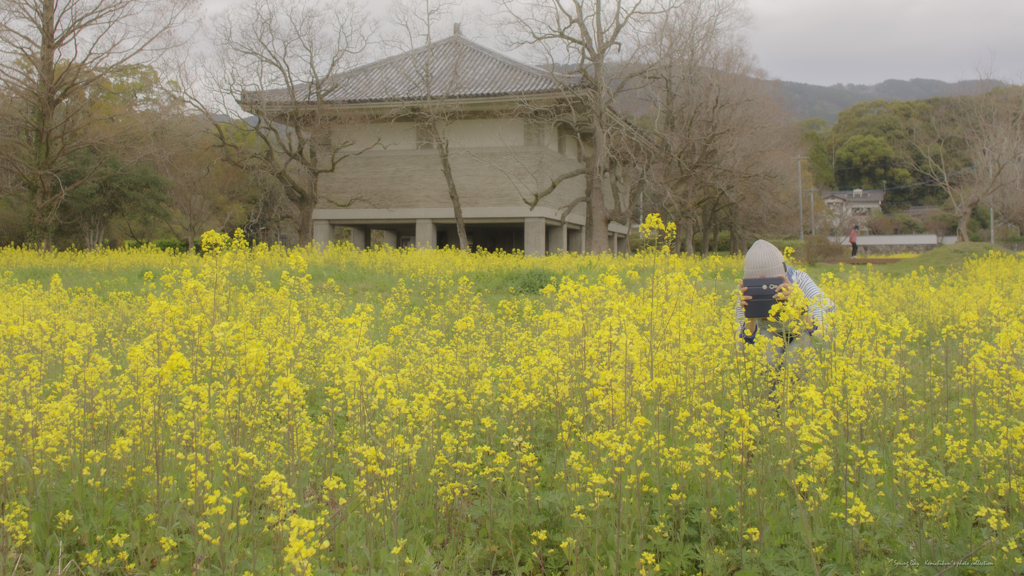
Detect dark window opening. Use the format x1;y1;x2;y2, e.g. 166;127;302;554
524;121;544;147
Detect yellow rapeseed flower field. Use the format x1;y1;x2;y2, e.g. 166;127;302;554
0;229;1021;575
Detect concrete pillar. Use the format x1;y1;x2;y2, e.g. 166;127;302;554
618;234;629;255
567;229;583;254
608;233;618;255
415;219;436;249
348;227;367;249
312;220;333;249
524;217;546;257
379;229;398;248
546;224;567;254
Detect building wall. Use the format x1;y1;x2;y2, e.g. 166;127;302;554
334;121;413;150
334;118;532;151
320;118;587;219
445;118;526;148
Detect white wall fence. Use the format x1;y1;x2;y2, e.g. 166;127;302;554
831;234;957;247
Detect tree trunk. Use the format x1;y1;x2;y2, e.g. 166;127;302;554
711;222;720;254
434;132;468;251
84;220;106;250
585;92;610;254
590;202;610;254
30;0;58;250
956;204;975;242
685;218;694;255
699;203;712;256
583;155;610;254
296;197;315;246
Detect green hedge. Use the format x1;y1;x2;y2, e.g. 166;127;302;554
125;239;201;253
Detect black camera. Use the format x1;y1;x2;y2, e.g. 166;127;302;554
742;276;785;318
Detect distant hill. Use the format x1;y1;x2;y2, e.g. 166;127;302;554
550;63;1004;126
780;78;1004;124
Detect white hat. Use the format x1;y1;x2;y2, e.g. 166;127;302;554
744;240;785;278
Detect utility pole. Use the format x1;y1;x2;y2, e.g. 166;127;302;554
986;148;995;244
810;188;815;235
796;157;808;240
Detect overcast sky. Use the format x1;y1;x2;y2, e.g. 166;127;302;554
201;0;1024;88
746;0;1024;86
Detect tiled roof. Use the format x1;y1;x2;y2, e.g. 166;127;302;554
255;34;582;105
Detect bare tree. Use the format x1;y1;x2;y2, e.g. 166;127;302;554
994;137;1024;237
239;170;292;244
641;0;795;254
150;115;254;251
500;0;664;253
0;0;198;246
385;0;472;249
902;83;1024;242
643;0;746;253
604;120;657;249
199;0;373;245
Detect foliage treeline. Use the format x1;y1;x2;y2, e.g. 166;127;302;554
0;65;293;249
798;88;1024;241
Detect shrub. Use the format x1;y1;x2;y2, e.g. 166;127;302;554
0;202;31;246
867;214;896;235
923;213;957;236
759;238;804;260
125;238;202;253
803;234;846;264
892;213;925;234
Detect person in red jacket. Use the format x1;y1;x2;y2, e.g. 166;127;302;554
848;224;859;257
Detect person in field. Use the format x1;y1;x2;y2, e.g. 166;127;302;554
736;240;835;388
848;224;859;257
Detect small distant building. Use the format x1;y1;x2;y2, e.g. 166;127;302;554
819;189;884;217
818;188;883;232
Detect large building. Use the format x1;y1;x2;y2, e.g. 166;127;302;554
262;29;630;255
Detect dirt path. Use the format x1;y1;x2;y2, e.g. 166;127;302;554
835;258;901;265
